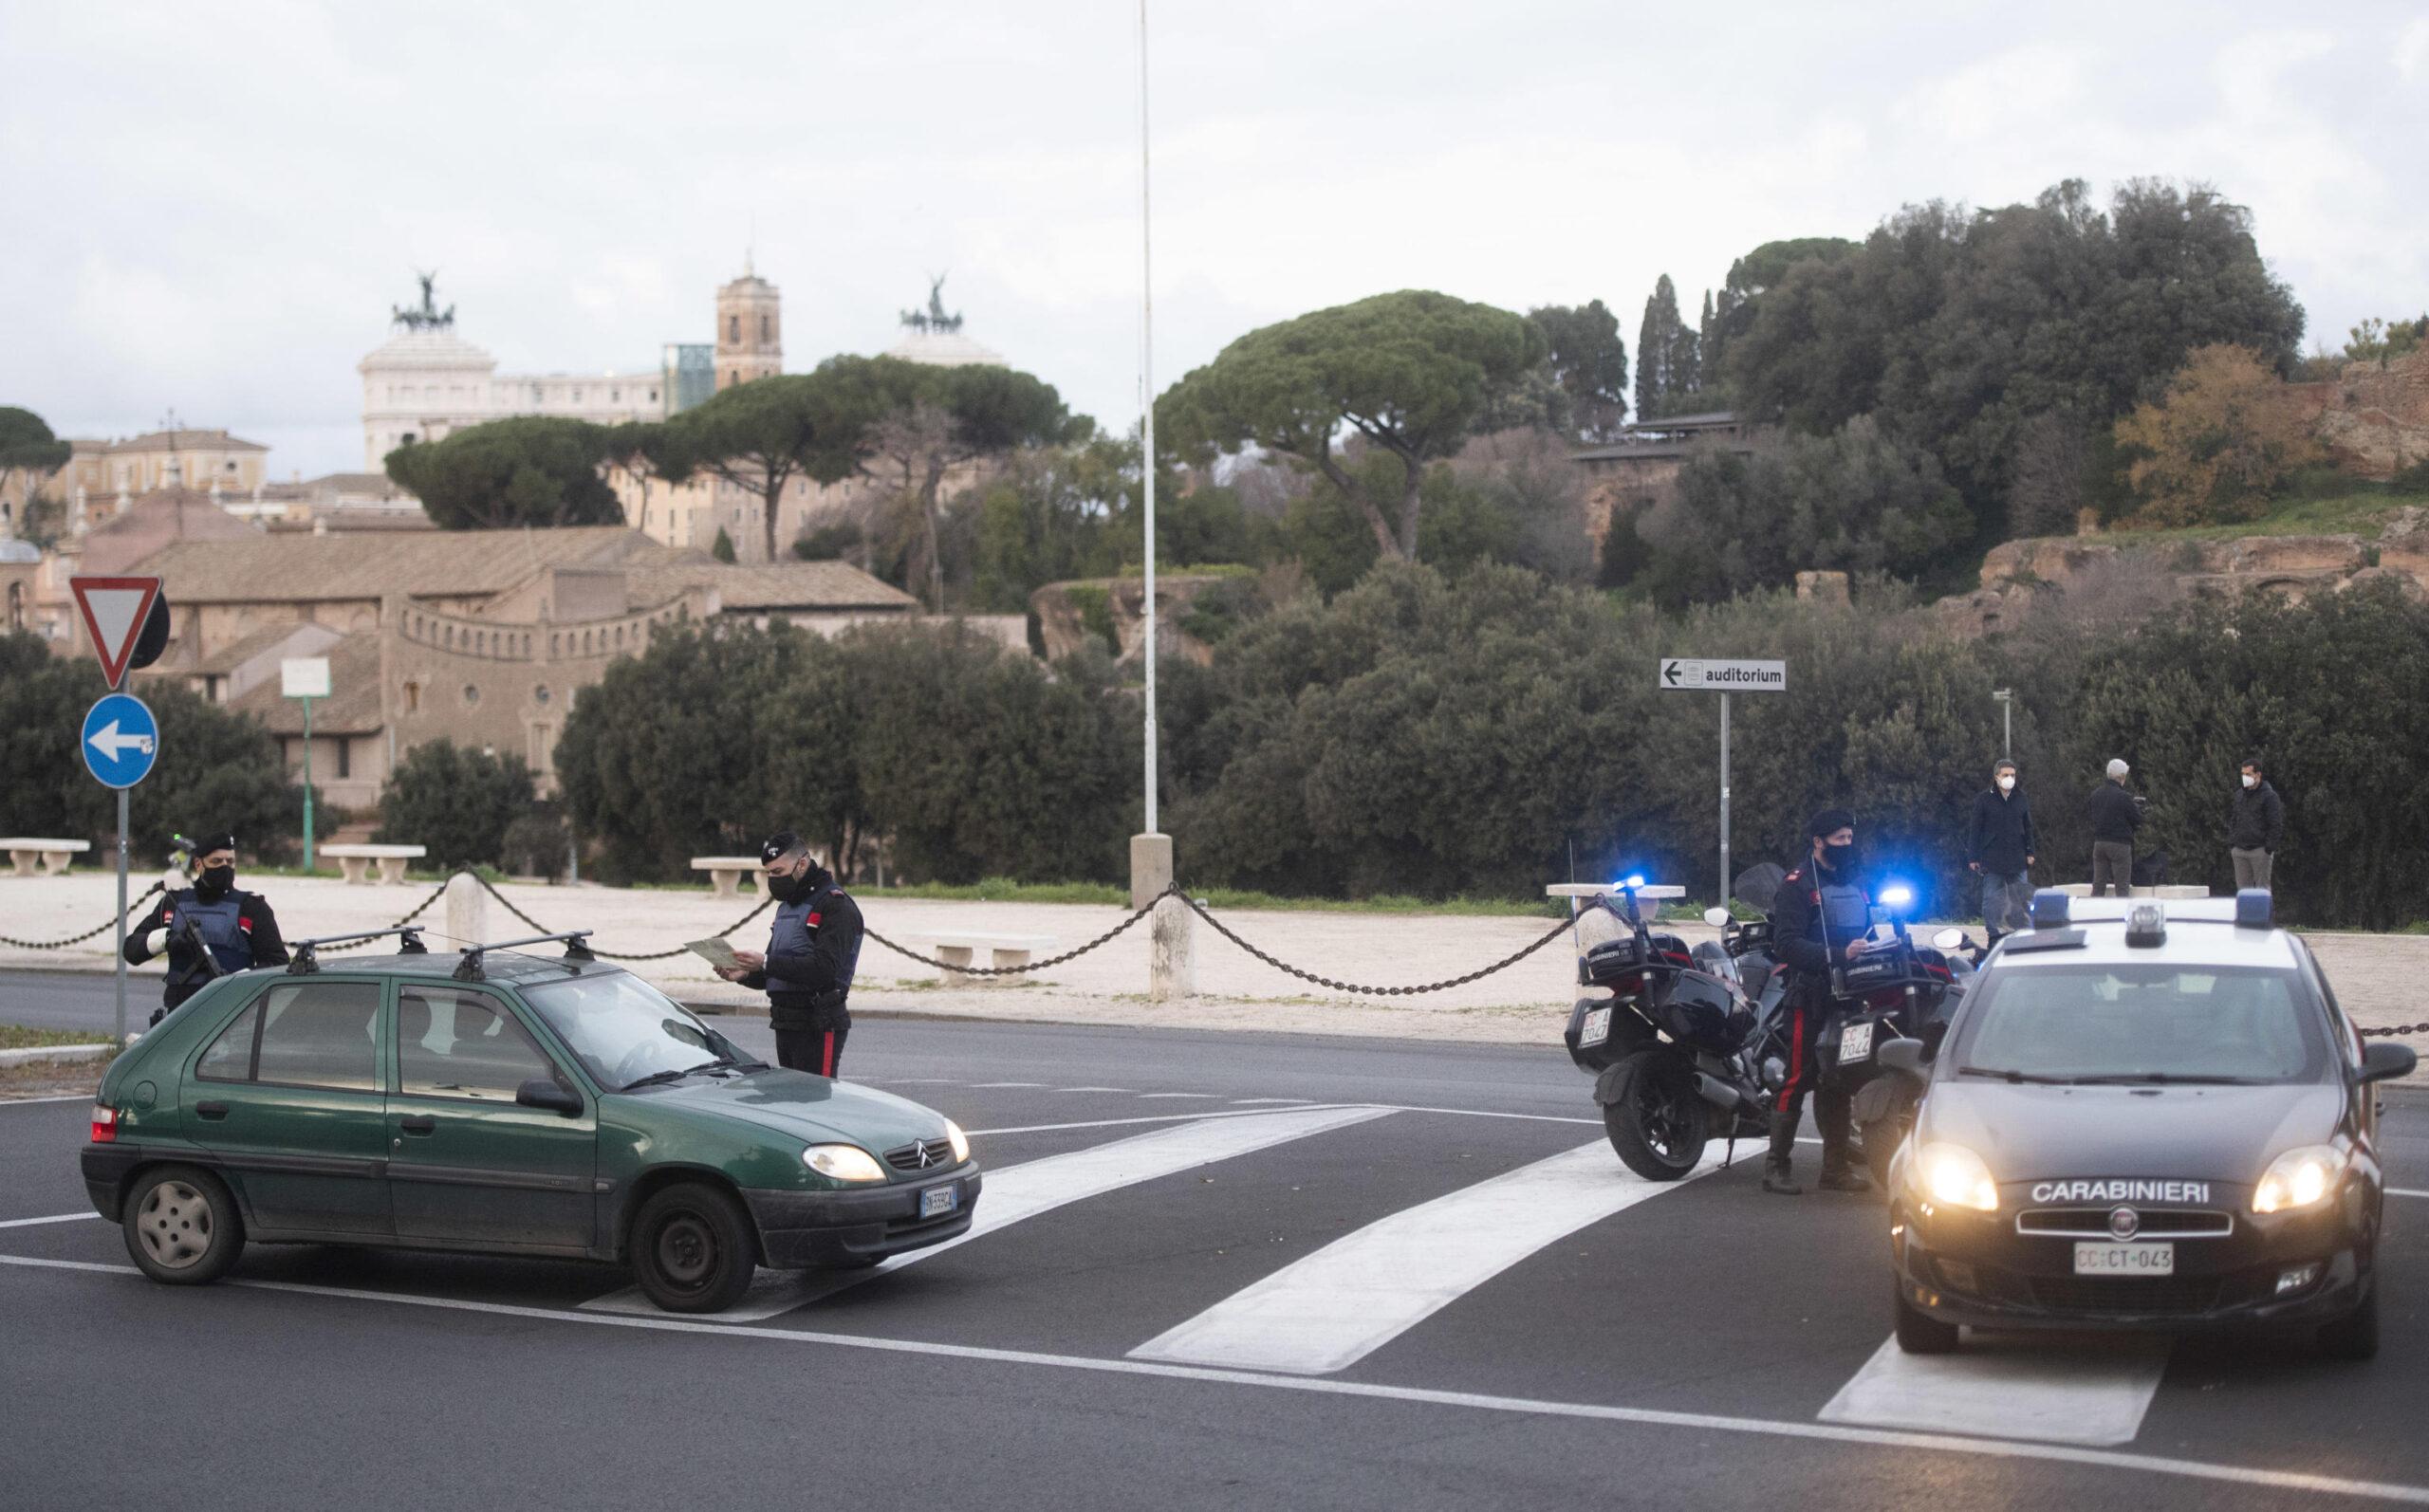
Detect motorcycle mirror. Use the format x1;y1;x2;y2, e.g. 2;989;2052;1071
1703;907;1731;928
1932;927;1968;952
1877;1038;1930;1080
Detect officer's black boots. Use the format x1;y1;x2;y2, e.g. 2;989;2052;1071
1818;1152;1872;1193
1761;1113;1803;1195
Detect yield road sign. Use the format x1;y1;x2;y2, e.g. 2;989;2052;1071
1659;657;1787;691
82;693;159;789
69;576;163;689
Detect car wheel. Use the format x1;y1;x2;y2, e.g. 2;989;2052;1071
630;1183;758;1314
121;1165;244;1285
1602;1050;1708;1181
1894;1279;1959;1355
2318;1282;2380;1362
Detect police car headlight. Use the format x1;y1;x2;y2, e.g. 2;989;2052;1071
1912;1142;1998;1212
945;1120;970;1164
804;1144;888;1184
2253;1144;2346;1214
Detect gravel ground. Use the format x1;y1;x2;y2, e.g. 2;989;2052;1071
3;870;2422;1061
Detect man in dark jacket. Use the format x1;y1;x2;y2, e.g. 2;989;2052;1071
1762;808;1874;1197
1968;759;2036;946
720;831;863;1077
2086;759;2142;897
2229;756;2286;891
121;831;288;1025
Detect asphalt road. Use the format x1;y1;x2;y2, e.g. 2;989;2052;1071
5;973;2428;1510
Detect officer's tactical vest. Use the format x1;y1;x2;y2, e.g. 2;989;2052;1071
167;891;250;984
765;885;860;999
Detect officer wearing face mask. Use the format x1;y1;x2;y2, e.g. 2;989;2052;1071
122;832;288;1026
1760;809;1873;1196
717;831;863;1077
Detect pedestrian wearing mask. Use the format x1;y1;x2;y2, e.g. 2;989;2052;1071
2086;759;2142;898
1968;760;2037;947
121;832;288;1026
718;831;863;1077
1762;809;1874;1197
2229;756;2285;892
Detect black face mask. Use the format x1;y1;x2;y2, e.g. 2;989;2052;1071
1821;842;1858;876
768;870;811;905
196;864;236;900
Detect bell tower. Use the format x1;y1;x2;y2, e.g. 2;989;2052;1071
714;255;782;390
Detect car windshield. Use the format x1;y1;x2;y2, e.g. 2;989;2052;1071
520;971;725;1089
1953;962;2325;1084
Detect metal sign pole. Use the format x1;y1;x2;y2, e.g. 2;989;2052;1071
302;694;316;872
1718;691;1732;907
115;789;128;1047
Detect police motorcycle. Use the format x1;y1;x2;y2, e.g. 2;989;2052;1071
1561;876;1794;1180
1823;890;1976;1189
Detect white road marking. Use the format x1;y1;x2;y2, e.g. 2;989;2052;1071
969;1082;1047;1088
1136;1092;1221;1100
1820;1335;2172;1447
4;1255;2420;1506
584;1104;1394;1321
0;1212;100;1229
1131;1141;1725;1375
0;1094;101;1108
968;1106;1362;1137
1229;1097;1314;1105
1054;1086;1133;1094
881;1079;960;1085
2391;1188;2429;1200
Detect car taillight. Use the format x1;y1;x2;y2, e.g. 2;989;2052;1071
90;1105;117;1144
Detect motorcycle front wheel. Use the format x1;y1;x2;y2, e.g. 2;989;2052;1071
1602;1049;1709;1181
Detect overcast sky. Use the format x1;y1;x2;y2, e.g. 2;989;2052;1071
4;1;2423;480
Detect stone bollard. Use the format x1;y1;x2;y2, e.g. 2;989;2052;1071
1149;894;1196;1003
444;871;488;948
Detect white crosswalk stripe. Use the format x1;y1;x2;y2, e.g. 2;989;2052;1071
1129;1140;1724;1375
1819;1335;2172;1447
581;1103;1393;1321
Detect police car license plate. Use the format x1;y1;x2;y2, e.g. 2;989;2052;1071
2073;1242;2174;1276
919;1184;958;1220
1839;1021;1873;1061
1580;1007;1612;1046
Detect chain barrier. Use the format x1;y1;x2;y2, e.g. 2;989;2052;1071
0;881;167;950
862;886;1177;976
316;880;452;951
470;872;774;961
2356;1023;2429;1038
1177;893;1577;996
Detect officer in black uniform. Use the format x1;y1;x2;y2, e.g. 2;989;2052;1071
1762;808;1873;1196
122;832;288;1025
719;831;863;1078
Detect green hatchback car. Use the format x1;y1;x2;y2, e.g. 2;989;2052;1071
80;929;981;1313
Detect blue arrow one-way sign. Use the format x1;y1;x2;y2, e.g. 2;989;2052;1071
82;692;159;789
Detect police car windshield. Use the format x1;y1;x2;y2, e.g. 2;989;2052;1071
521;972;720;1089
1953;963;2326;1085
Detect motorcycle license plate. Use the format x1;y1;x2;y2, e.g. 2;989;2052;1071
2074;1242;2173;1276
1839;1021;1874;1062
1580;1007;1612;1046
919;1184;959;1220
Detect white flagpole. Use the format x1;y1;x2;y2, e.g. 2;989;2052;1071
1138;0;1158;836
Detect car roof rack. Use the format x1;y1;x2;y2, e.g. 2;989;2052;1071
286;927;429;974
453;931;596;982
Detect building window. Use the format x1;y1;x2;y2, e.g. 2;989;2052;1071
336;739;352;780
403;680;420;712
533;684;551;705
758;314;769;342
462;684;480;708
610;388;621;402
728;315;740;342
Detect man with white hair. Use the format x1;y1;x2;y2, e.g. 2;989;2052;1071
2086;758;2142;898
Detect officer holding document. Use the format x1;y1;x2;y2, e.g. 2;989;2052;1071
714;831;863;1078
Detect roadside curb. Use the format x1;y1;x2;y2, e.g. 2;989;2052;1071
0;1043;115;1068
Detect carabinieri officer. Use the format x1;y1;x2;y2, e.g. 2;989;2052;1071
719;830;863;1078
122;831;288;1025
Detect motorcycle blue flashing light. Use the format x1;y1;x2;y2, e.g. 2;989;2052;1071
1619;875;1647;890
1878;884;1915;911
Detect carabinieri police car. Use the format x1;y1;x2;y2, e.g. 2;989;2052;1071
1882;889;2414;1359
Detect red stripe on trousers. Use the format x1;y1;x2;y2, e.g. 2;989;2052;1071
1777;1008;1805;1113
820;1031;836;1078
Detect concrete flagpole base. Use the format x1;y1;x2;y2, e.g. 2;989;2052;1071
444;872;488;948
1132;832;1193;1002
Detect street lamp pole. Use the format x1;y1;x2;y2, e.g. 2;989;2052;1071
1137;0;1158;839
1992;688;2012;759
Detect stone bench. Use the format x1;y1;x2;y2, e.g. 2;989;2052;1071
691;857;766;898
319;843;428;885
919;931;1058;979
2;839;91;877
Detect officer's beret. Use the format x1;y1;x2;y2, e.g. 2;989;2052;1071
759;831;805;866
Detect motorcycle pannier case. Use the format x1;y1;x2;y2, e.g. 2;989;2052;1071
1655;971;1754;1056
1582;931;1693;995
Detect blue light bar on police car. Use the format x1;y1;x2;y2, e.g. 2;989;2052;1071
2234;889;2273;929
2030;889;2070;930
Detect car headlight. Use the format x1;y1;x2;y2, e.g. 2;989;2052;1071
1910;1142;1998;1211
2253;1144;2346;1214
804;1144;888;1183
945;1120;970;1164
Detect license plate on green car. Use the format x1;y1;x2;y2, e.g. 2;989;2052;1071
919;1184;958;1220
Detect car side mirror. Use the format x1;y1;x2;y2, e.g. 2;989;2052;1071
2359;1042;2418;1085
1703;907;1731;928
516;1078;584;1116
1877;1038;1930;1081
1932;927;1968;952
